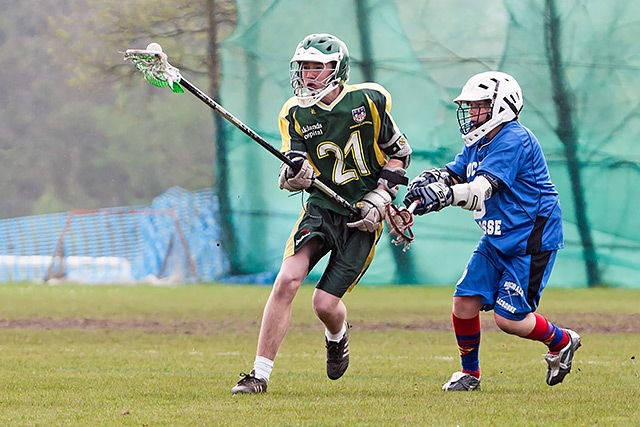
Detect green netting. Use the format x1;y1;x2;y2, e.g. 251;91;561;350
217;0;640;288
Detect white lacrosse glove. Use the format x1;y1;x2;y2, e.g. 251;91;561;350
278;152;315;192
347;188;392;232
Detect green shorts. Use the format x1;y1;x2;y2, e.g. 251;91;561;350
284;203;383;298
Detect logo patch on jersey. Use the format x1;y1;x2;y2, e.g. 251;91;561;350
352;106;366;123
503;281;524;297
301;123;324;140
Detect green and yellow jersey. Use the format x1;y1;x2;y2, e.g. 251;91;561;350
278;82;404;216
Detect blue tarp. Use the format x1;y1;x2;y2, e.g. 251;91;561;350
0;187;230;284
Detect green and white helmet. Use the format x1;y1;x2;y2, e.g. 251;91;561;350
289;33;350;107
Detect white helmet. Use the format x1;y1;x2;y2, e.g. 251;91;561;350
453;71;523;146
289;33;350;107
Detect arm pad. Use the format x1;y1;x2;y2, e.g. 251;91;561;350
451;174;496;210
379;132;412;167
377;166;408;198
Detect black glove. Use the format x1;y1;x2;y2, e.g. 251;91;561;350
285;152;306;176
403;182;452;215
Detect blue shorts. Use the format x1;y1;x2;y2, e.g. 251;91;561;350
454;239;557;321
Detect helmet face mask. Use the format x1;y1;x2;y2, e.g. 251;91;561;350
290;33;350;107
290;61;339;106
456;100;492;136
453;71;523;146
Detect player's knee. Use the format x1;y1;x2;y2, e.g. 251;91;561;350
272;272;302;300
494;312;528;335
312;290;341;317
452;295;482;318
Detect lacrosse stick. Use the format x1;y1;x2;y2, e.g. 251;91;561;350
123;43;360;217
385;199;420;252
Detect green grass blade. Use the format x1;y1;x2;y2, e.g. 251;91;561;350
0;284;638;426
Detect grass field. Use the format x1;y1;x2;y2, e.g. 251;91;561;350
0;283;638;426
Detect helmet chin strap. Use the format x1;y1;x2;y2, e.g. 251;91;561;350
462;118;498;146
463;108;504;146
296;80;341;107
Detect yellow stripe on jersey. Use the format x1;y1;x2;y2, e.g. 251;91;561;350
346;221;384;293
348;82;393;111
283;205;307;260
277;97;321;175
366;95;388;167
278;96;300;152
347;83;395;167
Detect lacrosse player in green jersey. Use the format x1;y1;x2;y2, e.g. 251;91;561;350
232;33;412;394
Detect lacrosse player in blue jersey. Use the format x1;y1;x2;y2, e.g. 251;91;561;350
403;71;581;391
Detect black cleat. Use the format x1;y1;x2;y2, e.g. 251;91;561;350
442;372;481;391
326;326;350;380
231;370;268;394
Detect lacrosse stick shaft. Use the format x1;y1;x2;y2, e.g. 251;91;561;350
178;78;359;216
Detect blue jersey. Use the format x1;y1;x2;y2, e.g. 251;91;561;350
446;121;563;255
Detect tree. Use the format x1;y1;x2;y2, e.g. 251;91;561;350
355;0;418;284
50;0;243;272
543;0;601;286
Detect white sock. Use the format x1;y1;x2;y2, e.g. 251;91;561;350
325;322;347;342
253;356;273;381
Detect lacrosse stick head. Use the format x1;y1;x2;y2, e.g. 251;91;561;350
385;200;418;252
123;43;184;93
